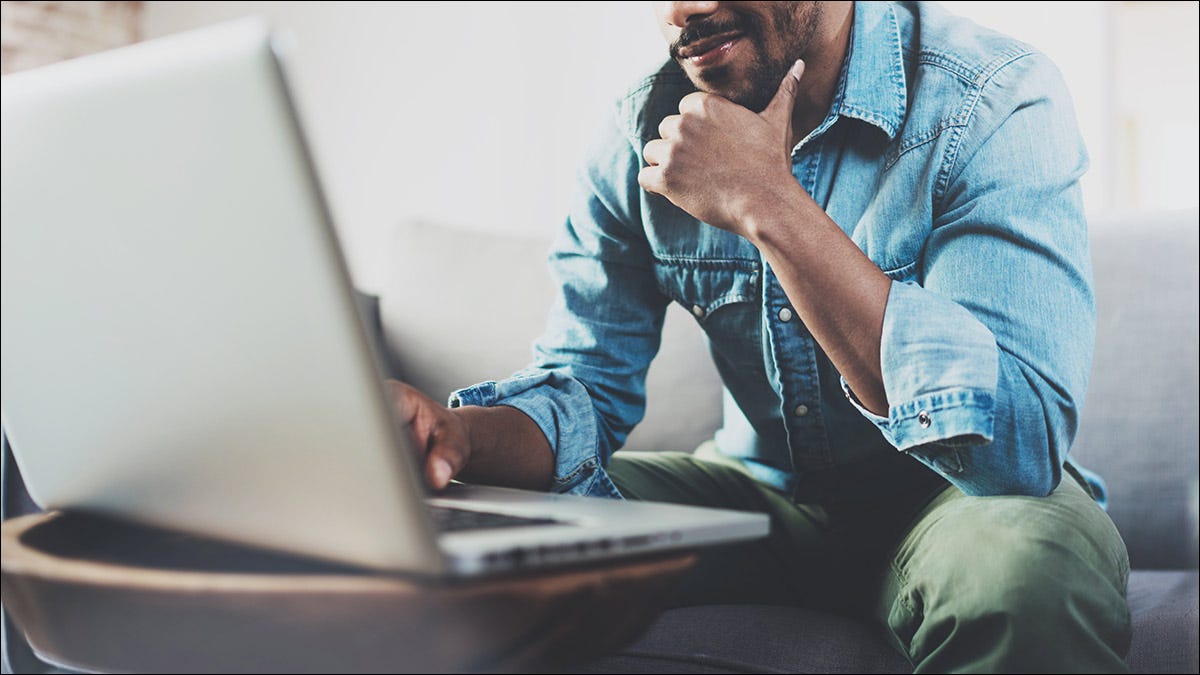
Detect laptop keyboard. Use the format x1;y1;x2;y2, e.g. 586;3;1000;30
427;505;562;533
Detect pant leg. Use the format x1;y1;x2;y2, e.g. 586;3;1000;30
875;473;1132;673
608;447;840;607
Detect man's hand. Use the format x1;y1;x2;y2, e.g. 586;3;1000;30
639;60;806;235
388;380;471;490
387;380;555;492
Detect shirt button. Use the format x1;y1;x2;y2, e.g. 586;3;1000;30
918;410;932;428
794;404;809;417
778;307;794;323
692;304;705;318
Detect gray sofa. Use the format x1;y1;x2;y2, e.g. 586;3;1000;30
380;209;1199;673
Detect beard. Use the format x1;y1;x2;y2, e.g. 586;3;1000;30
670;2;821;112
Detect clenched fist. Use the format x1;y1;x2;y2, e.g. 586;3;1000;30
639;59;806;236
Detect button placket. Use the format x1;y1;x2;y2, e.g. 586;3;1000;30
763;261;830;469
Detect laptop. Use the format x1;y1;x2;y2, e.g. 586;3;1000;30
0;19;768;577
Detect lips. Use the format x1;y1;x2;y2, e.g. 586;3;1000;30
678;32;743;60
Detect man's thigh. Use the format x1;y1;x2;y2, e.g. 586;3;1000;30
608;447;840;607
877;473;1131;672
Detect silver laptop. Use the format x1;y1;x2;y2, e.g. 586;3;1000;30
0;19;767;576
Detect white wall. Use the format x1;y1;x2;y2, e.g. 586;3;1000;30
143;2;665;292
1111;1;1199;211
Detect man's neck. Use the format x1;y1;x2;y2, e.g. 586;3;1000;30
792;1;855;143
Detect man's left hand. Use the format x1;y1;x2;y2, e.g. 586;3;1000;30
639;59;806;236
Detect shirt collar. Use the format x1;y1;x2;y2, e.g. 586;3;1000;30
831;1;908;140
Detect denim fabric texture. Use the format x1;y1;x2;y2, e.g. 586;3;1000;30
451;2;1096;502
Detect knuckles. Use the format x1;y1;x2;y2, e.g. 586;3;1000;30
679;91;718;116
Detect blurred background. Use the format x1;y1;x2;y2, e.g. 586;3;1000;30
2;1;1197;293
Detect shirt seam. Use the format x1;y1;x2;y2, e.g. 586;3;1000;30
652;256;760;270
933;51;1038;209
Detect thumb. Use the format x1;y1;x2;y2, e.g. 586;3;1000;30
761;59;805;132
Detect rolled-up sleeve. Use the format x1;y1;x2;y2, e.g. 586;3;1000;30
451;107;667;498
844;53;1095;497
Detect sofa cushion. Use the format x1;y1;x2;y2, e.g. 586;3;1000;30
1070;209;1200;569
567;604;910;674
1126;570;1200;673
569;570;1199;674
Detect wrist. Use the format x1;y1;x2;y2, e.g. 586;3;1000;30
449;404;554;490
448;405;483;457
740;180;814;249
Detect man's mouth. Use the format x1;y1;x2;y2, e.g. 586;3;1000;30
678;32;744;63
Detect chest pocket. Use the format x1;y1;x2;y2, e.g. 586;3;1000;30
652;257;760;319
652;257;763;373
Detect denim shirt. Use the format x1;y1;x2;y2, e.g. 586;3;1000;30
451;1;1096;501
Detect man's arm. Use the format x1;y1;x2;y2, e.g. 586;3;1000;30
388;381;551;491
639;60;891;416
641;55;1094;497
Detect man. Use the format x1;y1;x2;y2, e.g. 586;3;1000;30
392;2;1131;671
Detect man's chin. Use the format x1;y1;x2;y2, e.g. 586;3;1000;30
683;65;767;110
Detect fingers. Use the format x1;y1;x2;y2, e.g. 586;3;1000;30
386;379;469;490
657;114;681;141
760;59;805;131
422;417;467;489
387;380;420;427
678;91;717;116
637;164;664;195
640;135;669;195
642;137;667;166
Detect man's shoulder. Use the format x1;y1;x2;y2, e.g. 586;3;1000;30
611;60;696;143
896;0;1072;143
900;2;1042;90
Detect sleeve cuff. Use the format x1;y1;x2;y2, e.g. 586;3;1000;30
449;372;622;498
847;280;999;451
841;377;994;450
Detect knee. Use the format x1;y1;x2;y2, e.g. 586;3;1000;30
921;512;1124;614
898;515;1131;670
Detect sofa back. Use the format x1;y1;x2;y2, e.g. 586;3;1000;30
1070;209;1199;569
380;209;1199;569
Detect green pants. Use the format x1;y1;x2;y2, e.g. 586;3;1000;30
608;444;1131;673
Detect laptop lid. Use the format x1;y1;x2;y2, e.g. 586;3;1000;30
1;19;448;573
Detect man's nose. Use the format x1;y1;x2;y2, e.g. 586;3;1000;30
659;1;720;29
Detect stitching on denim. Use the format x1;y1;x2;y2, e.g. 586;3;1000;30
934;52;1037;208
917;51;978;86
653;262;760;311
917;45;1031;88
890;387;994;413
973;48;1037;87
653;256;761;270
881;258;919;279
884;119;965;171
553;457;596;489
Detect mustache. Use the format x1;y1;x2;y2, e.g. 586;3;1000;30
669;14;762;60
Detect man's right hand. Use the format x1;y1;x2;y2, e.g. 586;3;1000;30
388;380;472;490
386;380;555;492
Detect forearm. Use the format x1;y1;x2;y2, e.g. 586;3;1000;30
745;182;891;415
452;404;554;491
